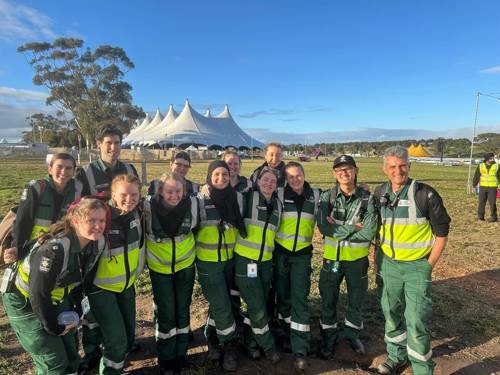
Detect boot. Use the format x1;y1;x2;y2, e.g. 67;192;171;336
222;341;238;372
293;353;308;371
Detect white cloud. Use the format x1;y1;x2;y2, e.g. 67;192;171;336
0;0;56;42
0;86;48;102
480;65;500;74
243;125;500;145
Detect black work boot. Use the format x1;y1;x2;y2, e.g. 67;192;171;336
207;336;221;361
348;338;367;355
222;341;239;372
265;349;281;364
158;359;177;375
79;349;101;374
377;358;409;375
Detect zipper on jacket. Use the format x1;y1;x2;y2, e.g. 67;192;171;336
292;208;302;252
390;209;396;259
171;237;176;274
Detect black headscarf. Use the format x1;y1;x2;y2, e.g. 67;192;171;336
206;160;246;237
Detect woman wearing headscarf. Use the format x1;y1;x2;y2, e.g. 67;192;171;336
195;160;246;372
144;172;199;375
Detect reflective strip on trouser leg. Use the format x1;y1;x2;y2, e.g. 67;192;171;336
243;317;270;335
343;257;368;341
235;254;275;352
278;313;291;324
380;255;409;363
290;321;310;332
196;260;237;344
103;357;125;370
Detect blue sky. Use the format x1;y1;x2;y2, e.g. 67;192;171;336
1;0;500;143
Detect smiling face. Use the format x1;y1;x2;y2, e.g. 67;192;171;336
48;158;75;188
171;157;191;177
72;208;107;243
112;181;140;214
97;135;121;165
333;164;357;188
257;171;278;197
286;166;305;193
224;155;241;177
383;156;410;189
160;178;184;207
211;167;230;190
265;146;283;169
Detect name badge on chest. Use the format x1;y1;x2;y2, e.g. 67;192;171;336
398;199;410;207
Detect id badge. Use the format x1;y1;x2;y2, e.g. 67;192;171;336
332;261;340;273
81;296;90;315
247;263;258;278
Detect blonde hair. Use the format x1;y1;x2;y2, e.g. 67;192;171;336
111;174;141;194
158;171;186;194
38;198;108;244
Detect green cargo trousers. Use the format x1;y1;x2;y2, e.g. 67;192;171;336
234;254;276;353
319;256;368;351
88;285;136;375
150;265;195;362
2;289;79;375
274;250;312;355
81;310;102;359
380;254;435;375
196;259;237;346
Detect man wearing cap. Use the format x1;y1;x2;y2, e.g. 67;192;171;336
473;152;499;222
316;155;377;359
375;146;451;375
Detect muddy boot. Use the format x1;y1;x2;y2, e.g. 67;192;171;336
377;358;408;375
222;341;238;372
247;340;261;360
207;337;221;361
293;353;308;372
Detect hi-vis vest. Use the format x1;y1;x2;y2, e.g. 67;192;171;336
196;193;244;262
94;208;143;292
379;180;434;261
479;163;498;187
323;188;371;261
275;186;320;252
83;161;136;195
234;190;282;262
16;235;105;303
30;178;83;240
144;196;198;274
149;178;199;196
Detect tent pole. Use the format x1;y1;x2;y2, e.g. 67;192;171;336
466;92;481;194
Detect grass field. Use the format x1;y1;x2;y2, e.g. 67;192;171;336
0;157;499;374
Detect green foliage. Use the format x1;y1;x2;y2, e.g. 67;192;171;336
18;38;144;147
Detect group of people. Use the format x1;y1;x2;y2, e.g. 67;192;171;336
2;123;452;375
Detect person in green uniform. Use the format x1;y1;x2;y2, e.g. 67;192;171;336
234;167;282;364
375;146;451;375
89;175;144;375
75;124;139;371
195;160;246;372
4;153;83;264
148;151;200;196
250;142;286;188
274;161;321;371
144;172;198;375
222;150;252;193
316;155;377;360
76;124;138;197
2;198;108;375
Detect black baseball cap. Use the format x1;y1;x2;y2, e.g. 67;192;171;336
333;154;357;169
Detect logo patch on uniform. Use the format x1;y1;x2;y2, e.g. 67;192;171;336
130;219;140;229
109;229;120;235
39;256;53;272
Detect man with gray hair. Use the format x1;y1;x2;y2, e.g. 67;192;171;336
374;145;451;375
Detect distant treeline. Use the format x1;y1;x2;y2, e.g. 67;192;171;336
286;133;500;158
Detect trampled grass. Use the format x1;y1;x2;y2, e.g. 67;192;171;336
0;157;498;374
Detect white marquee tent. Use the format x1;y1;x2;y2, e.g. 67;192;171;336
123;100;264;149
